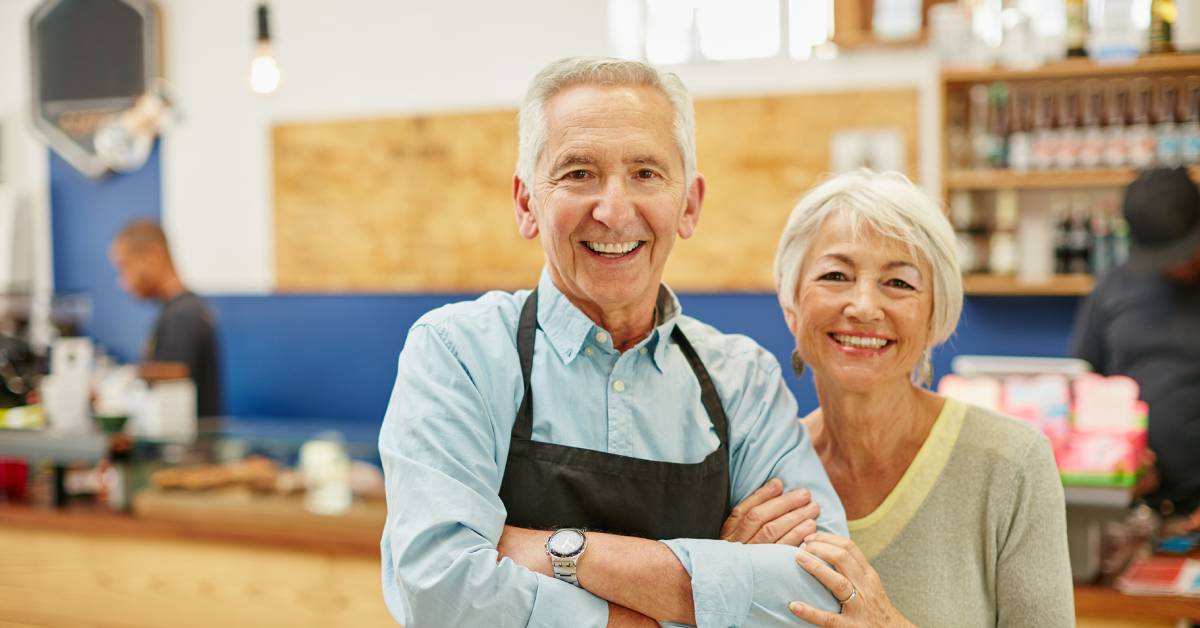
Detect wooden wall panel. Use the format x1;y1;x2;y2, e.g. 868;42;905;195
273;89;918;292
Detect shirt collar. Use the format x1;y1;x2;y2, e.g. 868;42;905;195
535;268;682;371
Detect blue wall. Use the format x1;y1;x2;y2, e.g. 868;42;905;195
50;148;1082;443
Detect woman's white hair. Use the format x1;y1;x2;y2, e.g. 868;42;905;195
517;56;697;189
773;169;963;347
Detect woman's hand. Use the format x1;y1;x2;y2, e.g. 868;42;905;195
721;478;821;546
788;532;914;627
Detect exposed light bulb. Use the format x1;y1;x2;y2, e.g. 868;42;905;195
250;41;281;94
249;3;280;95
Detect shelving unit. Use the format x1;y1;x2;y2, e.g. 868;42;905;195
940;54;1200;295
961;273;1095;296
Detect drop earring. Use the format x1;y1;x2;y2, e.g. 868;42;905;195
791;350;806;377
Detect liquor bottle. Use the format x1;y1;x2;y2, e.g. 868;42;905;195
1104;81;1131;167
1128;79;1158;168
1181;76;1200;164
947;94;973;169
988;82;1010;168
1052;194;1073;273
1080;80;1107;168
1008;87;1035;171
1068;193;1095;274
1151;0;1178;53
1156;79;1183;166
1033;84;1059;170
1066;0;1090;57
1111;204;1131;266
1055;84;1083;169
1090;205;1114;275
969;84;992;169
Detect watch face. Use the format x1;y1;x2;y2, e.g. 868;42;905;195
547;529;585;557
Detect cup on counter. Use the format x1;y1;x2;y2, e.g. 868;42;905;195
300;432;352;515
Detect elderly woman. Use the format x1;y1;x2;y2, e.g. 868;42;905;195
775;171;1074;627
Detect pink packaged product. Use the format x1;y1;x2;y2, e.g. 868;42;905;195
1056;374;1148;487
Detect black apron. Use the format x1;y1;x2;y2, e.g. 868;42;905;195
498;289;730;540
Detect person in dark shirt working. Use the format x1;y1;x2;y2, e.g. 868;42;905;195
109;219;222;417
1071;167;1200;522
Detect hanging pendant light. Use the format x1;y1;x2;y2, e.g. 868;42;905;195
249;3;281;94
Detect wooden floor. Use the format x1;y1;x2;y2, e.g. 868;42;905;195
0;527;395;628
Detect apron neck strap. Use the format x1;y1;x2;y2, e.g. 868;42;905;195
514;288;731;449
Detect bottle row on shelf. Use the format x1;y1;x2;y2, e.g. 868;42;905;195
947;75;1200;172
951;189;1130;278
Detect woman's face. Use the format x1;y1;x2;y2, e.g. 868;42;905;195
787;211;934;392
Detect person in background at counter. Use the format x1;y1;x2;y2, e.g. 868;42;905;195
108;219;222;417
379;56;846;628
1071;167;1200;524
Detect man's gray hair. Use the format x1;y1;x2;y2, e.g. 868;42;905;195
517;56;697;189
773;169;963;348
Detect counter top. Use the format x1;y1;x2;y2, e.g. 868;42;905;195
0;487;384;556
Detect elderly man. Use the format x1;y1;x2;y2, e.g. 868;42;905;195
380;57;846;627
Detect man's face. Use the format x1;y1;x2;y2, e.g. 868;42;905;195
513;84;703;322
109;241;158;299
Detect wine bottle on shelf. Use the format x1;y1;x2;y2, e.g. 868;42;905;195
1151;0;1178;54
1128;78;1158;168
988;82;1010;168
947;93;973;169
969;84;992;169
1066;0;1090;57
1111;200;1132;266
1034;83;1059;170
1080;80;1107;169
1156;79;1184;166
1055;83;1083;169
1068;193;1095;274
1090;204;1114;276
1008;87;1035;171
1052;194;1073;274
1105;81;1132;167
1181;76;1200;164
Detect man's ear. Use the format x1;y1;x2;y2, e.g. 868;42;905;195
513;174;538;240
676;173;705;239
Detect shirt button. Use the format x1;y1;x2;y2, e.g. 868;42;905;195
595;331;609;344
613;380;626;392
584;347;594;357
639;347;647;355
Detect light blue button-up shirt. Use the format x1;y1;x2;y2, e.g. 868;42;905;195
380;270;847;627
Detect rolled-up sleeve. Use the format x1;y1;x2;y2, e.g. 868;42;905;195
380;323;608;627
663;354;845;627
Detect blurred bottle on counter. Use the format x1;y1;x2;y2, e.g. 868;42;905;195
1150;0;1178;53
1079;81;1107;168
1111;204;1132;265
1155;79;1183;166
1066;0;1090;57
1128;79;1158;168
1008;87;1035;170
1034;84;1059;170
1092;0;1145;61
1056;84;1083;169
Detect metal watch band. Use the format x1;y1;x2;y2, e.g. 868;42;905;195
551;557;580;586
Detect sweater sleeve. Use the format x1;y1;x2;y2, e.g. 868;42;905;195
995;434;1075;628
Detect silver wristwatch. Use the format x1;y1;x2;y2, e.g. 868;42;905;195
545;528;588;586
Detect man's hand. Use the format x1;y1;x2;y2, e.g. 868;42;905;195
721;478;820;545
496;525;552;576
